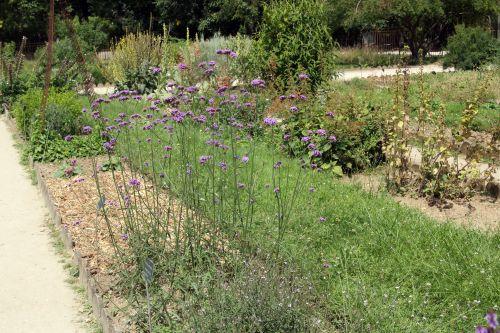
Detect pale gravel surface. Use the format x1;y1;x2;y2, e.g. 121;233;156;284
0;116;86;333
337;63;455;81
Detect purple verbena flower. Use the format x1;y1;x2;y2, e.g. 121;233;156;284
64;135;73;142
251;78;265;88
178;63;187;70
301;136;311;142
298;73;309;80
263;117;278;126
129;178;140;187
199;155;213;165
312;150;322;157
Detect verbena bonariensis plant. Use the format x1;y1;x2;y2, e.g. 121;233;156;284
84;50;328;330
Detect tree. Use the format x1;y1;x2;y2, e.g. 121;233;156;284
0;0;48;42
332;0;499;60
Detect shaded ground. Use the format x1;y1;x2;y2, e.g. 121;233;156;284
0;116;86;333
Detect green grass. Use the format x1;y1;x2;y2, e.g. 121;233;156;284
99;99;499;332
327;70;500;133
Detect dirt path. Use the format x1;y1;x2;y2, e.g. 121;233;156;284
338;63;455;81
0;116;86;332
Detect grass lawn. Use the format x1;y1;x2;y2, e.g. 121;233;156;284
98;98;500;332
328;70;500;133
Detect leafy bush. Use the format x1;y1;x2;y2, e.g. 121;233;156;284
444;25;499;70
12;88;83;139
27;127;104;162
100;31;163;90
281;89;385;174
256;0;336;89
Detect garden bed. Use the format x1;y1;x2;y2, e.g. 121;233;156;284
37;157;144;332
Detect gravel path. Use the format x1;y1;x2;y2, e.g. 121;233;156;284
0;116;85;332
337;63;455;81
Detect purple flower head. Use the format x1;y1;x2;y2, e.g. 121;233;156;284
263;117;278;126
251;78;265;88
216;85;228;94
81;107;87;113
129;178;140;187
199;155;213;165
279;95;286;101
103;140;116;152
326;111;335;117
301;136;311;142
329;135;337;142
178;63;187;70
283;133;291;141
186;85;198;93
241;155;249;164
316;129;327;136
486;312;498;328
150;66;161;74
299;94;307;100
208;60;217;66
475;327;488;333
312;150;322;157
218;161;227;171
307;143;316;150
290;106;298;113
273;161;282;169
237;182;245;189
274;187;280;193
121;234;129;241
319;216;326;222
229;51;238;58
298;73;309;80
64;135;73;142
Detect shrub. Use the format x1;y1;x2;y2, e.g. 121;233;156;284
256;0;336;89
12;88;83;139
101;31;163;90
444;25;499;70
281;88;385;175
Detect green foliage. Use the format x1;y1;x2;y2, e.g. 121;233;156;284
100;156;122;171
282;91;385;174
384;64;498;202
0;39;31;107
183;260;326;332
12;88;83;139
27;127;104;162
100;31;164;91
338;0;499;60
54;159;82;178
444;25;500;70
56;16;114;53
256;0;336;89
